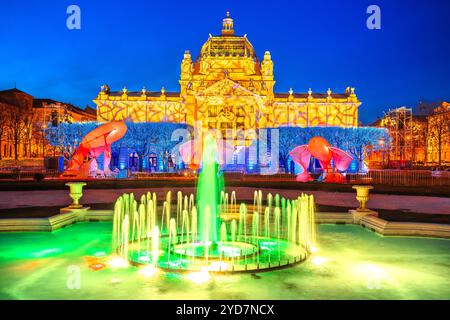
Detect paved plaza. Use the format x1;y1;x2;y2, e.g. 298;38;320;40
0;187;449;215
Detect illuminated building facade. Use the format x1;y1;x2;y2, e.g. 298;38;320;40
369;101;450;168
368;107;428;168
93;12;361;172
94;13;360;131
427;101;450;165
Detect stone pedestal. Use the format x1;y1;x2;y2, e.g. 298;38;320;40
65;182;87;208
351;185;376;224
352;185;374;211
60;206;91;218
61;182;90;219
349;209;378;224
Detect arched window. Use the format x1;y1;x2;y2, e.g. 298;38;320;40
148;153;157;171
168;155;174;168
129;152;138;170
111;151;119;168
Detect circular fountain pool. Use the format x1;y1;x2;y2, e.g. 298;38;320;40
0;222;449;300
114;189;315;273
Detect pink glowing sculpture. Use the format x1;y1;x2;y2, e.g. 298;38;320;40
61;121;127;179
289;136;353;183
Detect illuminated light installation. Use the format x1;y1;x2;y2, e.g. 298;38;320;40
289;137;353;183
61;121;127;179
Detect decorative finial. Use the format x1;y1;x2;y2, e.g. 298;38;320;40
100;85;105;92
308;88;312;97
327;88;332;96
141;86;147;95
122;86;127;94
161;87;166;95
183;50;192;61
289;88;293;96
222;11;234;35
351;87;355;95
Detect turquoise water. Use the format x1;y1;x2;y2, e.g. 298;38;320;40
0;222;449;300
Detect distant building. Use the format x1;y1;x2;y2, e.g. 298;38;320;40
0;88;96;161
33;98;96;125
369;102;450;168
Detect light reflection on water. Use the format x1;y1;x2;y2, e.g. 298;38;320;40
0;222;449;300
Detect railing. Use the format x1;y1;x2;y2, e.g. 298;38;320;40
347;170;450;187
1;167;449;186
0;167;60;180
229;171;450;187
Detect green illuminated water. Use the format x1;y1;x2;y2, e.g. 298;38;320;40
196;134;223;243
0;222;449;300
113;189;315;271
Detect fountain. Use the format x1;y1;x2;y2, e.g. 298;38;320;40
111;135;317;273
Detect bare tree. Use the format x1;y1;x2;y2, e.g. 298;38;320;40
21;110;38;158
0;104;11;160
7;106;29;160
427;106;450;166
45;122;97;161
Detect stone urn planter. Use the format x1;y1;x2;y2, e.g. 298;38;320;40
352;185;374;212
65;182;87;209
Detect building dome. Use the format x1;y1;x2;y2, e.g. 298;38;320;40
198;12;257;59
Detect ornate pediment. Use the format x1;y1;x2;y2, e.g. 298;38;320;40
195;78;257;98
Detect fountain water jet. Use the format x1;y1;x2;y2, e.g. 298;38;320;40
111;135;317;273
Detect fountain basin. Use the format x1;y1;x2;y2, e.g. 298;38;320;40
112;189;316;274
125;234;309;273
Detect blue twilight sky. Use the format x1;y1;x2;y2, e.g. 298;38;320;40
0;0;449;124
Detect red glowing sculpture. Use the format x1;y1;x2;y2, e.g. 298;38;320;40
289;136;353;183
61;121;127;179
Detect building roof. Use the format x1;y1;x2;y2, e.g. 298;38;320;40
107;91;180;98
198;12;257;60
0;88;32;96
0;88;34;108
274;92;350;99
104;90;355;100
368;113;429;127
33;98;96;117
